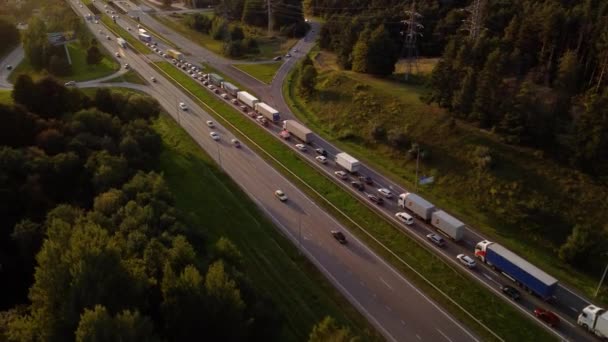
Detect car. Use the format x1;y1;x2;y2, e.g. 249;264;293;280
172;59;177;63
231;99;238;104
178;102;188;110
256;116;268;126
534;308;560;327
64;81;76;87
207;85;215;90
334;171;347;180
295;144;307;151
206;120;215;127
359;175;373;184
150;77;157;83
124;63;130;69
367;194;384;205
209;132;220;141
395;212;414;225
214;89;220;94
6;65;13;70
331;230;347;244
351;181;364;191
231;139;241;148
315;148;327;156
456;254;477;268
240;105;248;112
106;35;112;40
426;233;445;247
274;190;288;201
285;53;291;58
162;53;168;58
127;27;131;31
94;20;99;24
221;94;229;99
377;188;393;198
315;156;327;164
294;48;299;52
273;56;282;61
203;81;209;86
115;52;120;57
501;285;521;300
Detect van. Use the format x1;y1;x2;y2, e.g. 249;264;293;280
395;212;414;225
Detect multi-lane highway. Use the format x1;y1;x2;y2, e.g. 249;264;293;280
67;1;485;341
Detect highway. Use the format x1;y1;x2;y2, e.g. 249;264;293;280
90;2;604;341
68;1;482;341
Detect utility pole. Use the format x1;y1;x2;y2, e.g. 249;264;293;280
400;1;423;81
595;253;608;297
461;0;486;42
267;0;273;36
414;143;420;191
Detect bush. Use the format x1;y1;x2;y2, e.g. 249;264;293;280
223;40;243;58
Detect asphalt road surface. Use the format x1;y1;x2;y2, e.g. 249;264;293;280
69;1;482;341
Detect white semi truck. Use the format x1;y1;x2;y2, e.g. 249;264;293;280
431;210;464;241
117;37;127;48
237;91;259;108
255;102;280;122
578;305;608;338
283;120;312;143
398;192;435;221
335;152;360;173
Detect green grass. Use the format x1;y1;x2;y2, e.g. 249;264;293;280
233;62;283;84
152;113;381;342
151;60;556;342
286;51;608;305
101;70;147;84
0;90;13;105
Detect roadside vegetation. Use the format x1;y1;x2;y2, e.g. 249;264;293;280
152;60;555;341
0;17;19;59
233;62;283;84
101;70;147;84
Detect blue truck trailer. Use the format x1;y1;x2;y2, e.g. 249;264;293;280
475;240;558;300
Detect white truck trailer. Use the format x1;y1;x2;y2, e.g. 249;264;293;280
138;33;151;42
398;192;435;221
335;152;361;173
283;120;312;143
167;49;184;60
255;102;280;122
237;91;259;108
578;305;608;338
117;37;127;48
431;210;464;241
222;82;239;96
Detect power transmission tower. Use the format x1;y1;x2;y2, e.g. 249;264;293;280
461;0;485;42
401;1;423;81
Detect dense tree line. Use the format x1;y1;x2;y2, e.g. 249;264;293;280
0;77;285;341
0;17;19;56
214;0;308;36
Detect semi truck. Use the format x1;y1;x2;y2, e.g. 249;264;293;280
117;37;127;48
398;192;435;221
237;91;258;108
475;240;558;300
431;210;464;241
335;152;361;173
283;120;312;143
578;305;608;338
209;73;223;87
138;33;151;42
138;28;147;35
222;82;239;96
255;102;280;122
167;49;184;60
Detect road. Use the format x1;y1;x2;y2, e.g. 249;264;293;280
0;46;24;88
69;1;482;341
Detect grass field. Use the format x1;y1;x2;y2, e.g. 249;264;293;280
287;51;608;305
153;114;381;342
233;62;283;84
151;60;556;341
0;90;13;104
101;70;146;84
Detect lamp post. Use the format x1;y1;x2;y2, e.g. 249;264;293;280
414;143;420;191
594;253;608;298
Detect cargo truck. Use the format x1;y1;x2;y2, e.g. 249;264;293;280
222;82;239;96
335;152;360;173
398;192;435;221
167;49;184;60
431;210;464;241
237;91;258;108
138;33;151;42
283;120;313;143
117;37;127;48
255;102;280;122
138;28;147;35
475;240;558;300
209;73;223;87
578;305;608;338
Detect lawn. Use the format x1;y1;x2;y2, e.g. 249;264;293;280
101;70;147;84
233;62;283;84
286;51;608;305
153;113;381;342
151;60;555;342
0;90;13;104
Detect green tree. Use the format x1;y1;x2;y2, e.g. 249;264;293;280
297;65;317;98
212;237;243;268
451;67;476;116
22;17;49;70
230;25;245;41
86;45;103;65
85;151;129;192
555;50;579;94
75;305;158;342
351;28;372;73
12;74;36;109
308;316;357;342
472;48;503;128
204;260;246;341
242;0;266;27
0;18;20;51
352;25;397;75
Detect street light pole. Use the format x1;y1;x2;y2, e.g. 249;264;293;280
414;143;420;191
595;255;608;298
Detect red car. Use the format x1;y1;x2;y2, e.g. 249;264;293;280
534;308;559;327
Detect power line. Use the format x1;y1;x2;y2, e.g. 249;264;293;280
401;1;423;81
460;0;486;42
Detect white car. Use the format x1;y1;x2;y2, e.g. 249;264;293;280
295;144;307;151
221;94;229;99
395;212;414;225
377;188;393;198
179;102;188;111
231;139;241;148
456;254;477;268
274;190;288;202
64;81;76;87
315;156;327;164
334;171;347;180
206;120;215;127
209;132;220;141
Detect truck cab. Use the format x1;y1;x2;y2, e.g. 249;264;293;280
578;305;608;337
474;240;492;262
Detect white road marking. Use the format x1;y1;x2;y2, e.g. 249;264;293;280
401;320;406;326
385;305;392;312
380;277;393;291
416;334;422;340
437;328;453;342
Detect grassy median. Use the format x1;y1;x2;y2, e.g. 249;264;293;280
152;60;555;341
233;62;283;84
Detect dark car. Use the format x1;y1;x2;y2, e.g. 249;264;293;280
426;233;445;247
331;230;347;244
315;148;327;157
359;175;373;185
501;285;521;300
351;181;364;191
367;194;384;205
534;308;560;327
6;64;13;70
